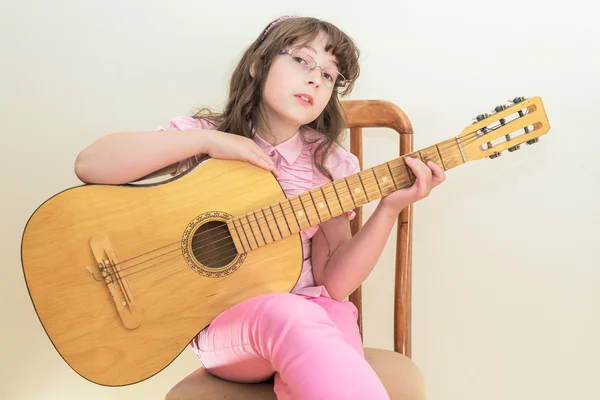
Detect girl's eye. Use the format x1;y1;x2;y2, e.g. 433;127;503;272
293;56;307;65
322;72;334;82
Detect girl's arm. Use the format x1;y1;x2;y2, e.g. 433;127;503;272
312;157;446;301
74;129;277;185
311;206;398;301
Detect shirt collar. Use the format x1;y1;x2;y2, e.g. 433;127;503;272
253;128;304;165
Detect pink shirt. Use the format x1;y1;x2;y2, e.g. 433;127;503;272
158;116;360;297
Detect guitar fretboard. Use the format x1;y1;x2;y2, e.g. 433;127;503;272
227;138;465;253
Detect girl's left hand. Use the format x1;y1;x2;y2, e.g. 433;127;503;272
378;157;446;216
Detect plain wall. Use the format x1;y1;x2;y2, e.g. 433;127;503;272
1;0;598;399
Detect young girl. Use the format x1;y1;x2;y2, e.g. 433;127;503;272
75;15;445;400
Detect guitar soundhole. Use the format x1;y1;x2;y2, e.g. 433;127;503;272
191;221;237;269
182;211;245;278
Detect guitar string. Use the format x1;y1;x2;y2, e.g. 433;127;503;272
108;127;484;269
95;117;534;282
105;137;480;285
118;108;529;269
99;133;474;276
105;171;422;283
94;124;524;283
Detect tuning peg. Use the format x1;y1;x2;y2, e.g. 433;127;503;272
472;113;491;125
495;105;518;149
489;152;502;159
527;138;539;145
512;96;526;104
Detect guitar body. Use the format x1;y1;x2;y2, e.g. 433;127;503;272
21;158;303;386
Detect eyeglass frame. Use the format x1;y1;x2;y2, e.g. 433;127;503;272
277;49;349;91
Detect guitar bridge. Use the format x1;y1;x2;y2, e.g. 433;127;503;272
90;234;142;330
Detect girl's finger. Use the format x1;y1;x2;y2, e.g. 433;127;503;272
407;158;432;198
405;157;425;175
252;150;279;177
426;161;446;186
408;157;432;181
249;148;273;166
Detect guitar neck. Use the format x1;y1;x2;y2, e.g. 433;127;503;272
227;137;466;253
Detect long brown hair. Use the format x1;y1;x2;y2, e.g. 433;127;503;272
192;16;360;180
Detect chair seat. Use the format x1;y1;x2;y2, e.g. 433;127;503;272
165;347;425;400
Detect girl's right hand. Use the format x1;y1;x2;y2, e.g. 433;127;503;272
202;130;279;177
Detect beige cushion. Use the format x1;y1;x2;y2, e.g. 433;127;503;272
165;347;426;400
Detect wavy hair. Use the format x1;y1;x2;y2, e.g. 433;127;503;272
192;16;360;180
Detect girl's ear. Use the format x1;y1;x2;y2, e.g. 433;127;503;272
249;57;257;78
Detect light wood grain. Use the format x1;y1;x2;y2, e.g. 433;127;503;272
21;159;303;386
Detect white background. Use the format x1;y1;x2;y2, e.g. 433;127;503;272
1;0;598;399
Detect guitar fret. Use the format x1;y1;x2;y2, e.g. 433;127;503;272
385;162;399;190
357;173;370;202
253;211;268;245
419;146;440;168
388;159;408;188
346;174;370;206
455;137;467;162
319;184;344;218
289;198;306;230
435;144;447;170
329;183;346;214
298;195;314;226
371;168;383;196
442;139;465;169
242;216;259;249
402;158;415;185
239;219;253;250
303;192;321;224
309;191;324;221
264;207;280;240
309;190;330;222
248;213;266;247
228;221;243;253
260;209;275;242
372;164;395;196
278;202;293;235
268;205;284;240
343;178;357;208
233;219;249;253
284;200;301;232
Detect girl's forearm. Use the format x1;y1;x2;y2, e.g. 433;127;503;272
321;203;407;300
74;129;210;184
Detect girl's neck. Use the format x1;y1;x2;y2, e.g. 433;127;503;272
255;110;300;146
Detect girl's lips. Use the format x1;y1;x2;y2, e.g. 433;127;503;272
295;94;313;105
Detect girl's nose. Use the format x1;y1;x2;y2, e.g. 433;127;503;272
306;67;322;86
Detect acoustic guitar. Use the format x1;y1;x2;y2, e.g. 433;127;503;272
21;96;550;386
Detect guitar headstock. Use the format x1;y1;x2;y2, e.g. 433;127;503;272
458;96;550;162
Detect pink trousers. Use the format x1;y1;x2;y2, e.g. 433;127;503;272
192;292;389;399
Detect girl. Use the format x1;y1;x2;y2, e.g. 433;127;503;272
75;15;445;400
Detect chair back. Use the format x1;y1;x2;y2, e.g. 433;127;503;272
342;100;414;357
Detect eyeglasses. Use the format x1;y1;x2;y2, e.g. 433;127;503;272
278;49;349;91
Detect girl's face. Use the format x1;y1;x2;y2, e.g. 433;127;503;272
259;32;340;129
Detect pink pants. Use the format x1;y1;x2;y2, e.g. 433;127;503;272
193;292;389;399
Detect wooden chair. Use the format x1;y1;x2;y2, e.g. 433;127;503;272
165;100;426;400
